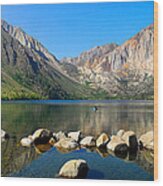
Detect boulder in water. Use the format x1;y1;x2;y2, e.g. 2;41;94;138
96;132;110;148
114;144;128;159
54;131;67;141
122;131;138;151
116;129;125;137
139;131;154;150
20;137;33;147
32;128;53;146
68;131;82;142
107;135;127;152
1;129;10;142
54;137;78;150
80;136;96;147
58;159;89;178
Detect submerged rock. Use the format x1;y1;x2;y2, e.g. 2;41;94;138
139;131;154;150
54;137;78;150
122;131;138;151
58;159;89;178
80;136;96;147
96;132;110;148
68;131;82;142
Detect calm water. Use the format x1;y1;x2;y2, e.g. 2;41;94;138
1;100;154;180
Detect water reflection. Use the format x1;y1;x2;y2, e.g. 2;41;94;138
1;138;38;176
1;101;154;177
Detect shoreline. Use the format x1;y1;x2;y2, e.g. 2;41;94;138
1;99;154;105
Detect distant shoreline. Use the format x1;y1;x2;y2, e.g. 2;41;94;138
1;99;154;105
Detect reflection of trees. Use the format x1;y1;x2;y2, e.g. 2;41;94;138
80;104;153;137
134;150;154;176
1;138;38;176
1;102;153;138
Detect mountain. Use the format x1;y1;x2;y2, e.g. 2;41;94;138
61;43;118;67
1;20;154;100
61;43;118;81
61;25;154;99
2;20;59;68
1;20;99;100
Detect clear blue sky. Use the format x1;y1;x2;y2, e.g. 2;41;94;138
1;1;154;59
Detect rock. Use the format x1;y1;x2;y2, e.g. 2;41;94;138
1;129;9;142
145;141;154;150
59;159;89;178
122;131;138;150
107;135;127;151
49;137;56;146
32;128;53;146
1;129;6;139
68;131;82;142
117;129;125;137
96;133;110;148
139;131;154;150
20;137;33;147
32;128;52;139
114;144;128;159
80;136;96;147
54;138;78;150
28;135;34;140
54;131;67;141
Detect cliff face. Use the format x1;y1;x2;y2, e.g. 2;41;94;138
61;25;154;99
1;20;59;69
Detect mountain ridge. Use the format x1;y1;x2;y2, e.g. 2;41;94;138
61;24;154;99
1;19;154;100
1;19;59;66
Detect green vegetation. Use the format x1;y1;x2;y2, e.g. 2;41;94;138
1;72;46;100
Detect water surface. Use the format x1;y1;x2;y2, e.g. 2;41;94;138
1;100;154;180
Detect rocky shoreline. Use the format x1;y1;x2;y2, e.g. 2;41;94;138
1;128;154;179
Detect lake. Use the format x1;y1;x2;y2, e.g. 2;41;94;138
1;100;154;180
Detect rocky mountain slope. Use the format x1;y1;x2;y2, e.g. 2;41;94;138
1;20;98;100
2;20;60;70
61;25;154;99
